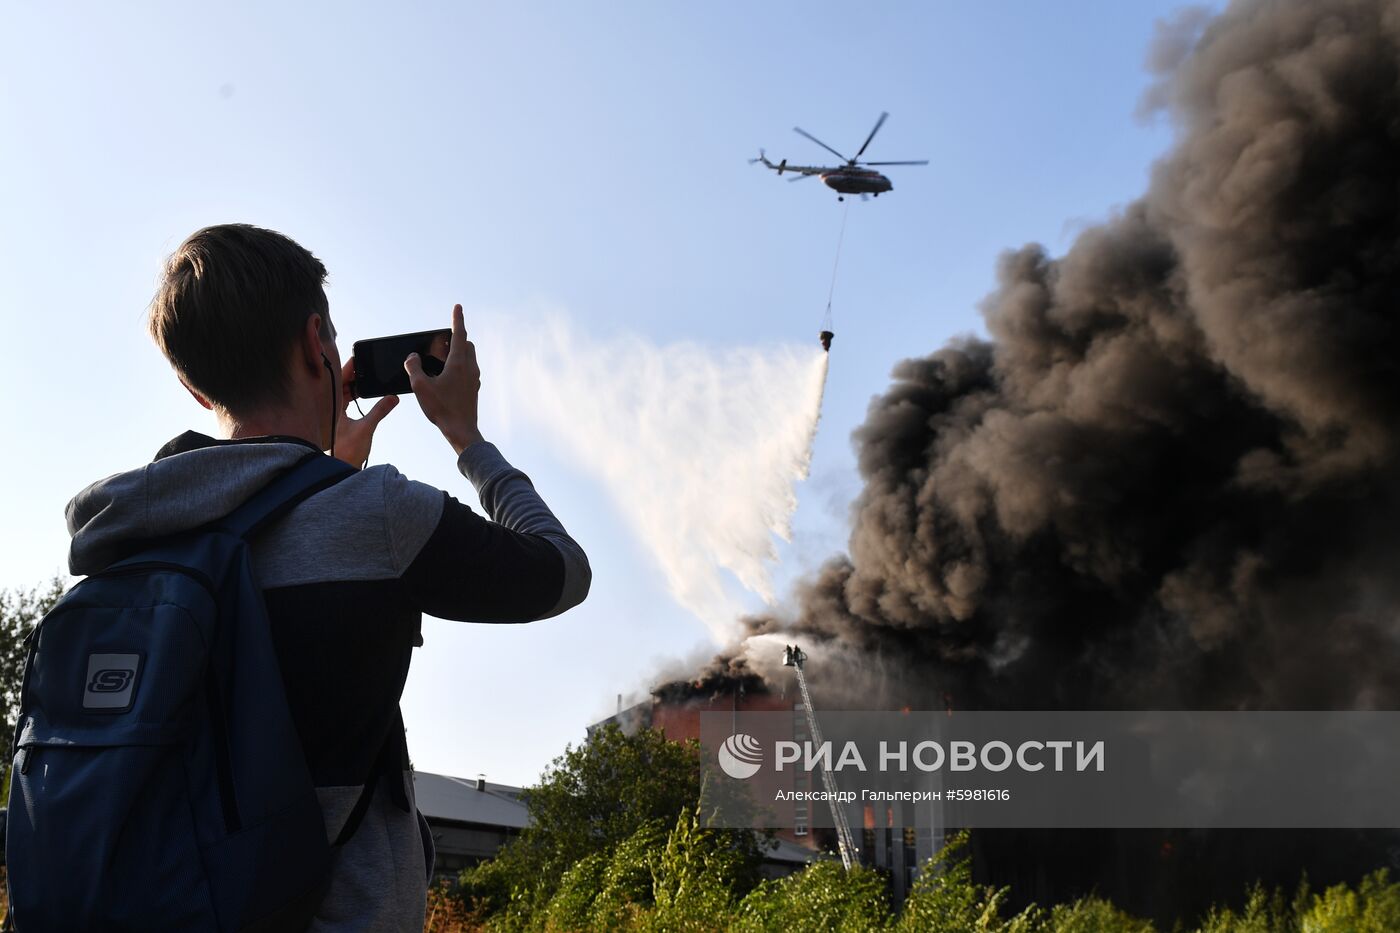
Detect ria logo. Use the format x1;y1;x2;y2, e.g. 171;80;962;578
718;733;764;779
82;653;141;712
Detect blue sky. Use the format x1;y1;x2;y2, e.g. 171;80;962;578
1;1;1206;785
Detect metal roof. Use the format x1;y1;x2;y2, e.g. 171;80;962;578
411;771;827;867
413;771;530;830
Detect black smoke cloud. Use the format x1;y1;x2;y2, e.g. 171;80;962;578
728;0;1400;714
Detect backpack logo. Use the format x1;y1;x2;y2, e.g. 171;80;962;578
83;653;141;711
89;669;133;692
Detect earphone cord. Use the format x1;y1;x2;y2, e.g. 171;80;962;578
323;355;337;460
325;354;369;468
351;399;367;468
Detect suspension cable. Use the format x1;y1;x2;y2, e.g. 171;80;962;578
822;203;850;332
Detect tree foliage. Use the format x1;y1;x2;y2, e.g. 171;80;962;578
458;797;1400;933
0;577;65;792
1043;897;1154;933
1196;870;1400;933
648;808;762;931
895;832;1042;932
460;724;766;929
519;723;702;875
1299;870;1400;932
733;860;892;932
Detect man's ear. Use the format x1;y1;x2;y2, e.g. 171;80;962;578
179;377;214;411
300;313;328;375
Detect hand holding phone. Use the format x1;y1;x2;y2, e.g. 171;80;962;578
403;304;484;455
352;329;452;398
334;357;399;469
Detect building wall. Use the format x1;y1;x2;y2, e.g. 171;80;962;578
423;819;522;882
649;687;826;855
645;684;949;904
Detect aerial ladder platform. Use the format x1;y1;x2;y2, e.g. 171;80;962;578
782;644;859;870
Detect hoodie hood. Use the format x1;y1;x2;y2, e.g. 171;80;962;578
66;431;324;576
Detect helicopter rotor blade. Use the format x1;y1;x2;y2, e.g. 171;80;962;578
854;111;889;160
787;173;816;182
862;160;929;166
793;126;850;163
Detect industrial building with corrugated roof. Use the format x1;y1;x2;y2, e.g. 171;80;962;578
414;768;820;884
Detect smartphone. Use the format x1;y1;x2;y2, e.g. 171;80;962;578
352;329;451;398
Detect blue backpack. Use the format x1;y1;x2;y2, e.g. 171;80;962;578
6;451;367;932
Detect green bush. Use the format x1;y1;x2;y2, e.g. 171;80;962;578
586;819;669;929
465;829;1400;933
732;860;893;932
646;809;756;932
1298;870;1400;933
1195;882;1297;933
457;852;524;926
531;809;764;932
460;724;705;927
896;832;1040;932
1189;870;1400;933
540;852;608;932
1045;897;1154;933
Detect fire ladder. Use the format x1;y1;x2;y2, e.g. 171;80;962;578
783;645;858;870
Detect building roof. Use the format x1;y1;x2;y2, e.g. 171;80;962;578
413;771;530;830
412;771;828;868
764;836;830;865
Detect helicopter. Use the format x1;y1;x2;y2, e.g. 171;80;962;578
751;112;927;201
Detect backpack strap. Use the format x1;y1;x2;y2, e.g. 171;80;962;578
214;453;384;850
217;452;357;540
333;771;379;847
218;452;380;849
331;711;411;846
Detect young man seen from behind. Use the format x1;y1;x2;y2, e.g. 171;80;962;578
63;224;591;930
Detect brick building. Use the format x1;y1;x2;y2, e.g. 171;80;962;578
591;679;947;902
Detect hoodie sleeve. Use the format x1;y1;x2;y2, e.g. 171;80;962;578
392;442;591;622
